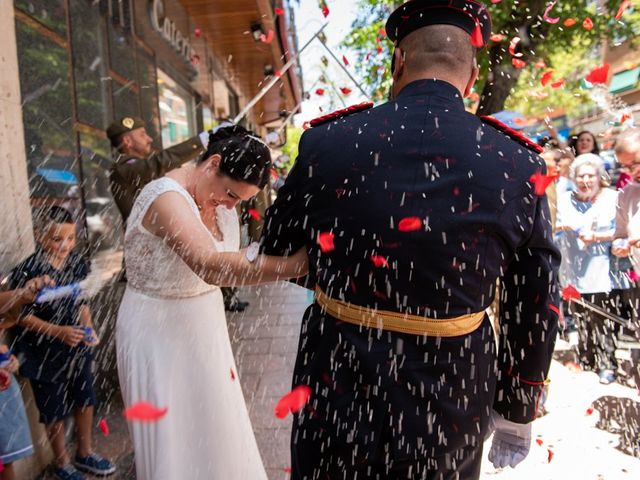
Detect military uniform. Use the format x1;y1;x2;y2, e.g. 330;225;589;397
262;76;560;478
106;116;205;223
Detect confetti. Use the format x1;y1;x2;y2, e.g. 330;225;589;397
586;407;594;415
342;55;350;66
318;232;335;252
547;449;554;463
98;418;110;437
563;18;577;27
248;209;261;221
541;69;554;86
321;4;330;17
274;385;312;419
529;171;558;195
585;64;610;84
561;284;581;302
509;37;522;57
340;87;352;95
315;88;325;96
398;217;422;232
582;17;594;31
490;33;506;42
230;368;236;380
620;113;632;124
548;304;560;315
536;438;544;446
543;1;560;24
370;255;389;268
616;0;630;20
275;7;285;15
194;28;202;38
512;58;526;69
551;79;565;89
260;30;275;44
124;401;168;422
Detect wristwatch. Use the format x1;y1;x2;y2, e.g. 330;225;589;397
245;242;260;263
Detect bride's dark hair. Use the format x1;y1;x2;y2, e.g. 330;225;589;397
198;124;272;189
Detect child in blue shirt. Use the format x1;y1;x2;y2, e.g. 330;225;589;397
9;206;115;480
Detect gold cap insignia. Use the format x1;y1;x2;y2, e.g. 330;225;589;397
122;117;135;129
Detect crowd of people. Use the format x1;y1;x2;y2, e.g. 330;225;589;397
0;0;639;479
541;128;640;385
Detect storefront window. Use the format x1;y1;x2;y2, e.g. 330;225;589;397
71;0;110;129
157;69;195;147
14;0;66;37
112;82;140;119
15;20;79;205
79;133;123;253
108;22;136;82
137;48;162;149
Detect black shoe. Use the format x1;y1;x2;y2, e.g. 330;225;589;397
225;300;249;312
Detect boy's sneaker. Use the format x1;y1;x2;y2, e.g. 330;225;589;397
74;453;116;476
599;369;616;385
53;464;86;480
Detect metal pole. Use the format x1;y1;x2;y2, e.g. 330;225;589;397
574;298;636;330
233;22;330;125
317;40;369;99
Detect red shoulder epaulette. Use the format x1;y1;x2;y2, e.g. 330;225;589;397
309;102;374;128
480;115;543;154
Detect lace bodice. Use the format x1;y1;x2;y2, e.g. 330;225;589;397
124;177;240;298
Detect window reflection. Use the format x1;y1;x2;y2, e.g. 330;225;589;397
137;48;162;149
157;69;195;147
14;0;66;37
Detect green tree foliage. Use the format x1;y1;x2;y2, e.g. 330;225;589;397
343;0;640;114
280;126;304;170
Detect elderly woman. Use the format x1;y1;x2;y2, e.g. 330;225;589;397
555;153;630;384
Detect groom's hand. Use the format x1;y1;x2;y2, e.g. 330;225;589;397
488;410;531;469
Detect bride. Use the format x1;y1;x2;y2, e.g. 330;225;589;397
116;125;307;480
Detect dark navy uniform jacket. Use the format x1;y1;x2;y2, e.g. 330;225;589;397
262;79;560;471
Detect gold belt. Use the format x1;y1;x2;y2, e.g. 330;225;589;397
315;287;485;337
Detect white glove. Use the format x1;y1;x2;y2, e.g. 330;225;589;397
488;410;531;469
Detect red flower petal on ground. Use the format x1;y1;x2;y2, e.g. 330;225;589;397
616;0;631;20
315;88;325;96
321;5;330;17
536;438;544;446
318;232;335;253
124;401;168;422
194;28;202;38
98;419;109;437
248;209;261;221
512;58;526;69
541;69;554;86
529;171;558;195
543;1;559;24
548;304;560;315
563;18;576;27
490;33;505;42
551;79;565;89
339;87;352;95
398;217;422;232
585;64;610;84
582;17;594;31
342;55;350;66
275;7;285;15
586;407;594;415
274;385;312;419
260;30;275;44
547;448;554;463
370;255;389;268
561;285;581;302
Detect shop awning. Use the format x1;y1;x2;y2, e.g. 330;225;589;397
609;68;640;94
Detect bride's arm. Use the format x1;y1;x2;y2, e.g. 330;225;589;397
142;192;308;286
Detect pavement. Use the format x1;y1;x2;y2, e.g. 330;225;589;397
37;281;640;479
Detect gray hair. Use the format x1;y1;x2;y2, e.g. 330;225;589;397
615;128;640;155
570;153;609;187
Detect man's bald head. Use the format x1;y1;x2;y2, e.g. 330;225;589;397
400;25;476;76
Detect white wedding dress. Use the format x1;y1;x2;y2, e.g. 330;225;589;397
116;177;267;480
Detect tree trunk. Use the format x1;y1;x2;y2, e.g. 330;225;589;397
477;45;524;115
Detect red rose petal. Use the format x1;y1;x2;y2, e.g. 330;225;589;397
551;79;565;89
548;304;560;315
230;368;236;380
124;401;168;422
509;37;522;57
275;70;282;78
340;87;352;95
585;64;610;85
583;17;594;31
563;18;577;27
547;448;554;463
194;28;202;38
260;30;275;44
370;255;389;268
534;60;547;69
274;385;312;419
398;217;422;232
561;284;581;302
342;55;350;66
529;171;558;195
616;0;630;20
248;208;261;221
98;418;109;437
621;113;632;124
512;58;526;69
275;7;285;15
318;232;335;253
490;33;505;42
541;69;554;86
543;1;560;24
321;5;330;17
315;88;325;96
536;438;544;446
586;407;594;415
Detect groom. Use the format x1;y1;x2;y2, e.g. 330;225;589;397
262;1;560;478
